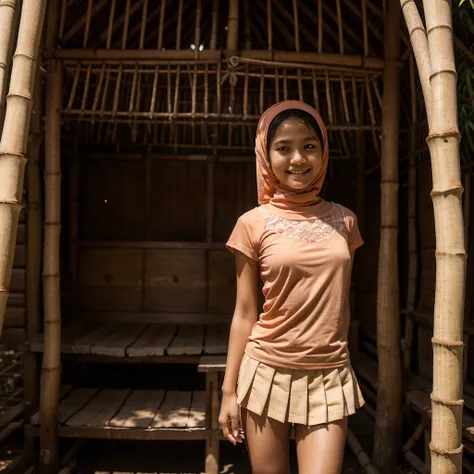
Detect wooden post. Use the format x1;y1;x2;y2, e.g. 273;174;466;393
226;0;239;57
0;0;17;128
24;53;43;415
403;54;418;372
0;0;47;335
373;0;402;471
39;58;62;474
402;1;466;472
205;372;219;474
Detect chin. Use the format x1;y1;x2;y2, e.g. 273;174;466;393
282;177;313;190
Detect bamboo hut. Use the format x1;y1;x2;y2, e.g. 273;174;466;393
0;1;473;473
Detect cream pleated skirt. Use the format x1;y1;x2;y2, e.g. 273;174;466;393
237;353;365;426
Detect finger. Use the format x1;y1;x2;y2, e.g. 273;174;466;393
230;416;240;440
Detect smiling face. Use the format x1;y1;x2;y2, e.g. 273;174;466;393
268;117;323;190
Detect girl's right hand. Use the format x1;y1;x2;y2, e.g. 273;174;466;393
218;392;244;445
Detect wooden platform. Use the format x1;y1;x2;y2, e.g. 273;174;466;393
27;388;207;440
26;322;229;359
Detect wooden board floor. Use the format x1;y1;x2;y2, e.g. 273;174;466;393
27;388;206;440
26;322;229;358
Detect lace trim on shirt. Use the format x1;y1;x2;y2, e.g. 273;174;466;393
258;205;347;244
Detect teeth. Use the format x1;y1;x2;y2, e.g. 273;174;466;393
289;170;308;175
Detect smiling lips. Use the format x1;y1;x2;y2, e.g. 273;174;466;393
287;169;310;175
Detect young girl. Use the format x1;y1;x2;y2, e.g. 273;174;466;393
218;100;365;474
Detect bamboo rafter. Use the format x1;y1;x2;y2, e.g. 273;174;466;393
56;0;389;57
60;59;382;126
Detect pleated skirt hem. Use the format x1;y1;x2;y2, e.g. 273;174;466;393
237;353;365;426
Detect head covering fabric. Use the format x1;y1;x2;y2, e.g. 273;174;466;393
255;100;329;212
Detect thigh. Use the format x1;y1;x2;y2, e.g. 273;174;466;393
241;408;291;474
295;418;348;474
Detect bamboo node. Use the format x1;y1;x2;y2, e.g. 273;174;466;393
0;1;15;9
426;24;453;35
429;69;457;81
0;288;9;295
0;200;22;206
431;337;464;348
430;392;464;407
426;130;461;142
12;52;36;62
6;92;33;101
429;442;463;457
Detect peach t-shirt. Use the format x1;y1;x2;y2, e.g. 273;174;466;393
226;201;363;370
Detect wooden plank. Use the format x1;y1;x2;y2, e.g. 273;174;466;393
80;311;232;325
126;324;176;357
70;322;123;354
143;249;206;313
10;269;25;293
90;323;147;357
109;390;165;428
13;245;26;267
4;307;25;327
150;391;192;429
25;425;207;440
66;389;130;427
187;391;206;428
198;355;227;372
204;324;229;354
58;388;100;424
208;250;235;313
167;325;204;355
31;385;74;424
78;248;144;311
0;328;25;350
6;294;25;308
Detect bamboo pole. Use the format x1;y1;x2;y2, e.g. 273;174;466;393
403;54;418;372
226;0;239;57
40;58;62;474
372;0;402;471
0;0;47;336
402;1;465;472
0;0;17;127
24;53;43;417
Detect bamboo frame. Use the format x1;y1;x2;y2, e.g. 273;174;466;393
0;0;47;336
24;53;43;418
401;1;466;472
0;0;17;127
373;0;402;471
40;58;62;474
403;55;418;373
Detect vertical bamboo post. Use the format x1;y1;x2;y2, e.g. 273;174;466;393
0;0;17;128
210;0;218;50
244;0;251;50
373;0;402;471
226;0;239;57
40;59;62;474
69;146;79;317
0;0;47;336
267;0;272;51
24;54;43;416
402;2;465;472
403;54;418;372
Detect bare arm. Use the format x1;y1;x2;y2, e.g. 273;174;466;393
219;250;259;444
222;250;259;394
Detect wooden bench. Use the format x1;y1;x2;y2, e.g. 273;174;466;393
26;321;229;362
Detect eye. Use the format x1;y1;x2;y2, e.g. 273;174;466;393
277;146;290;152
305;143;318;150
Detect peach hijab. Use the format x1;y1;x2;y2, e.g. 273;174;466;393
255;100;329;213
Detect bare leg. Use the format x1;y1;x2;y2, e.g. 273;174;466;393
241;408;291;474
295;418;348;474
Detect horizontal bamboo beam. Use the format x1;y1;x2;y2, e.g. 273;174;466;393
54;48;385;68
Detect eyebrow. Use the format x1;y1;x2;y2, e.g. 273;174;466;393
273;136;319;146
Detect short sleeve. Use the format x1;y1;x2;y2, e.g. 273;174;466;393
226;210;262;261
344;208;364;252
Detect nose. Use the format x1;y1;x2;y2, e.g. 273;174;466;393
290;150;306;166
